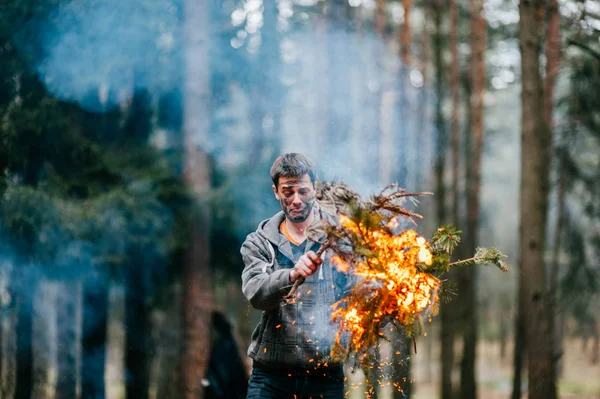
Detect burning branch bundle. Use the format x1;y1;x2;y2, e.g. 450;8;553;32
284;181;508;374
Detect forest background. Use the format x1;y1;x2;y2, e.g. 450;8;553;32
0;0;598;398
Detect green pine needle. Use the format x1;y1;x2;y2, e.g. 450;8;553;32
431;224;462;254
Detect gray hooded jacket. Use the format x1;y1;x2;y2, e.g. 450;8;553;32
241;211;351;369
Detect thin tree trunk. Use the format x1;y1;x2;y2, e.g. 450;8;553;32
499;314;508;361
592;317;599;364
125;264;151;399
376;0;386;36
460;0;485;397
56;282;78;399
181;179;213;399
32;282;54;399
544;0;560;125
511;284;526;399
433;0;446;226
182;0;213;395
400;0;413;67
440;298;456;399
549;157;565;377
518;0;557;397
156;282;183;399
14;273;35;399
545;0;563;378
441;0;461;396
81;276;109;399
415;5;431;191
450;0;460;226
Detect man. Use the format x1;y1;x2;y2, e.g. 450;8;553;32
241;153;350;399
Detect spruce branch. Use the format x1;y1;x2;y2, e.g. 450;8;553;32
449;247;509;272
273;180;508;376
430;224;462;254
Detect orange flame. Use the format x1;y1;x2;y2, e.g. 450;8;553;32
330;255;350;273
331;217;440;359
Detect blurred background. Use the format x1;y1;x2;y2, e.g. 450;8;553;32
0;0;598;398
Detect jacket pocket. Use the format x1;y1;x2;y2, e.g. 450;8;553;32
250;311;270;357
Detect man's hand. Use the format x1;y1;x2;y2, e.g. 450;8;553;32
289;251;323;283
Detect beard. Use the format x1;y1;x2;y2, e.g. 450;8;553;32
282;197;315;223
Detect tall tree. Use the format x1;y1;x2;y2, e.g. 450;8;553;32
400;0;413;67
440;0;461;395
460;0;486;397
122;92;155;399
518;0;557;397
432;0;446;228
55;283;78;399
414;2;431;191
544;0;564;377
14;277;34;399
125;258;152;399
81;275;109;399
511;279;527;399
182;0;213;398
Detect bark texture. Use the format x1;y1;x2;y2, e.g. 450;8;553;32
518;0;558;397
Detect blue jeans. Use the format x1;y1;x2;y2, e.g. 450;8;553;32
246;365;345;399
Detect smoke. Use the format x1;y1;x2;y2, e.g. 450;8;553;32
17;0;184;111
15;0;436;193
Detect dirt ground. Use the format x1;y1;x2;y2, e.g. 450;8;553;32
346;339;600;399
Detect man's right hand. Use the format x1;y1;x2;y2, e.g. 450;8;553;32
289;251;323;283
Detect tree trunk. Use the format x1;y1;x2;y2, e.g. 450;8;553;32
1;258;15;397
182;0;213;395
55;282;78;399
549;156;565;377
440;0;461;396
440;297;456;399
545;0;563;378
125;264;151;399
592;317;599;364
181;154;213;399
400;0;413;67
415;4;431;191
156;282;183;399
14;273;35;399
518;0;557;397
376;0;386;37
32;282;54;399
432;0;446;227
460;0;486;397
2;303;17;399
511;283;526;399
450;0;460;226
81;275;109;399
544;0;560;125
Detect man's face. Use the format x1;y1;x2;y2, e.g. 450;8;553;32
273;174;316;223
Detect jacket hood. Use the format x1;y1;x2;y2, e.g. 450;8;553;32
256;211;287;246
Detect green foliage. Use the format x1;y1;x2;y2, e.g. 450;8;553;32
431;224;461;253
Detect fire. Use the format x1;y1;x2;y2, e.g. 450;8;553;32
330;255;350;273
330;216;440;361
